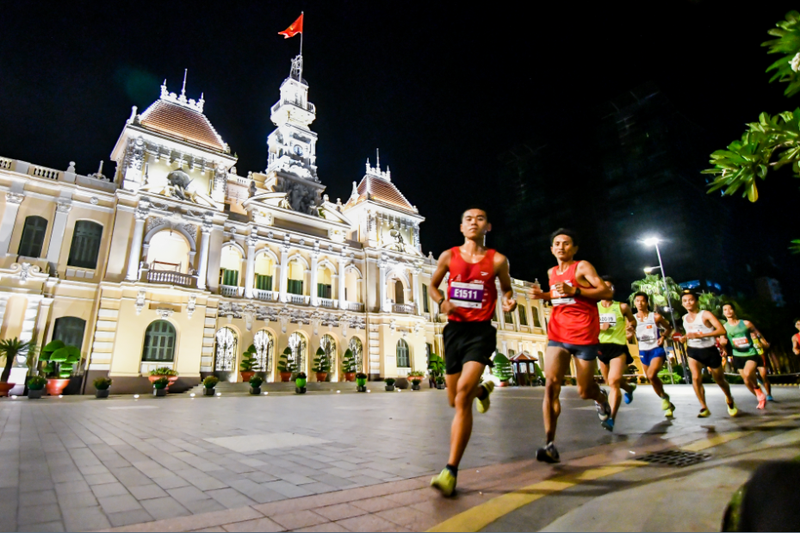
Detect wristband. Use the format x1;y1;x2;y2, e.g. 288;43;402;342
575;287;582;297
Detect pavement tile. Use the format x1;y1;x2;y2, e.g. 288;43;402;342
92;481;131;498
293;523;350;533
190;528;226;532
270;510;329;530
181;498;228;514
153;475;192;490
342;475;385;486
312;503;368;521
247;486;287;504
349;495;403;513
61;505;112;531
375;505;440;530
107;509;156;527
98;493;143;514
85;472;118;485
18;503;61;525
20;520;65;532
54;479;91;495
112;466;155;487
18;488;58;506
56;490;99;508
107;506;264;532
275;473;316;485
19;477;55;492
260;480;314;499
384;488;430;506
129;483;170;500
79;464;111;475
334;514;398;532
220;517;285;532
141;497;192;520
50;469;83;483
205;488;257;509
301;482;340;494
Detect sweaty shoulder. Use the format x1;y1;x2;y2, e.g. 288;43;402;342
492;250;507;269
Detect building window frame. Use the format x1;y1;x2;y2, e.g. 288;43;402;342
142;320;176;362
18;215;48;258
67;220;103;269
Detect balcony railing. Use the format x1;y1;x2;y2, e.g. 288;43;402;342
346;302;365;312
392;303;416;315
220;285;244;297
318;297;336;308
147;270;195;287
288;294;309;305
254;289;277;302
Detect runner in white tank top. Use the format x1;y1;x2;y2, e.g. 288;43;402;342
632;292;674;417
678;291;737;418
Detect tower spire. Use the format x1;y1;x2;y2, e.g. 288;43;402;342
376;148;380;170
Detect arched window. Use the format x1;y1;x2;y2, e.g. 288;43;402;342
253;330;274;372
142;320;176;362
532;306;542;328
52;316;86;349
254;254;275;291
345;268;361;303
396;339;410;368
518;305;528;326
348;337;363;372
146;230;191;273
422;284;429;313
287;261;304;295
215;327;237;371
317;267;332;299
18;216;48;258
219;246;241;286
504;310;514;324
68;221;103;269
394;279;404;304
321;334;336;377
288;332;307;371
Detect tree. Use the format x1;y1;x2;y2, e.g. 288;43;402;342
698;291;726;318
629;273;682;312
703;11;800;252
491;353;514;383
0;338;36;383
39;340;79;378
341;348;357;374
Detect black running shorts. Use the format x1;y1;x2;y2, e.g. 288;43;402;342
733;354;764;371
598;343;634;366
687;346;723;369
443;321;496;375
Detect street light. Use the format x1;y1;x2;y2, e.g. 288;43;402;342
641;236;691;384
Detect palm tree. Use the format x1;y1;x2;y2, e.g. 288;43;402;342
629;273;682;312
0;338;36;383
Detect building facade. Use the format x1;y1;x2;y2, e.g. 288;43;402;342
0;55;548;394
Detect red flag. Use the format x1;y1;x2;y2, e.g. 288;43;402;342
279;14;303;39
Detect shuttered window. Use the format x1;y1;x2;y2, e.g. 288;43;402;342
18;216;47;258
142;320;176;362
67;221;102;269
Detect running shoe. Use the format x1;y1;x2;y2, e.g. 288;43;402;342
698;408;711;418
767;394;774;402
430;468;457;497
476;381;495;414
595;389;611;421
727;401;739;417
661;397;676;418
623;384;637;405
536;442;560;464
601;417;615;432
756;390;766;410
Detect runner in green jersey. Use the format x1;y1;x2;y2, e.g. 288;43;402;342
596;277;637;432
719;303;770;410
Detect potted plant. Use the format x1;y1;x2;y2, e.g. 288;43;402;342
202;376;219;396
93;377;112;398
153;377;169;396
341;348;357;382
0;338;35;397
355;372;368;392
148;367;179;388
385;377;396;391
39;340;79;395
277;347;295;382
240;345;259;383
295;372;307;394
435;375;446;389
492;352;514;387
27;375;47;399
249;375;264;395
407;370;424;390
428;353;445;388
312;347;330;382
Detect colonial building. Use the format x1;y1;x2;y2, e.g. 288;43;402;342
0;54;548;394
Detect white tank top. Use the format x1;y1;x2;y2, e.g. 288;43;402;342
636;312;660;351
683;311;717;348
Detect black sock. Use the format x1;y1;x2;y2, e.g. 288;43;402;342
476;386;487;400
446;464;458;477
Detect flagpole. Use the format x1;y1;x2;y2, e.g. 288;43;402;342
299;11;304;57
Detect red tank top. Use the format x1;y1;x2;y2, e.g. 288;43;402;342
446;247;498;322
547;261;599;345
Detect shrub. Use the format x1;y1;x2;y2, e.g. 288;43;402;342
385;378;396;386
312;347;331;373
296;372;307;379
150;367;178;376
28;375;48;390
92;377;112;390
341;348;357;374
249;375;264;388
153;377;170;389
355;372;367;380
39;340;80;378
277;347;296;373
203;376;219;389
492;353;514;382
240;345;259;372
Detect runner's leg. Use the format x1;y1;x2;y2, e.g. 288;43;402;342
688;357;708;410
447;361;486;468
606;355;627;420
645;357;666;398
739;361;759;397
543;347;570;444
709;365;734;405
758;366;772;396
574;357;604;403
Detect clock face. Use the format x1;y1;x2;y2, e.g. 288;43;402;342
293;145;304;156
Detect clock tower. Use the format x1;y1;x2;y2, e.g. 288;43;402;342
264;54;325;214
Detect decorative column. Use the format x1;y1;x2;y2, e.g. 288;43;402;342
513;295;521;331
125;203;149;281
0;192;24;255
412;267;422;315
244;233;256;299
279;244;289;302
309;251;319;306
378;258;387;313
46;199;73;274
337;254;347;309
196;217;212;290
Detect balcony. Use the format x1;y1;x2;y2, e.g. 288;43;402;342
146;270;195;287
318;297;336;309
392;303;416;315
288;294;309;305
345;301;365;312
254;289;277;302
220;285;244;297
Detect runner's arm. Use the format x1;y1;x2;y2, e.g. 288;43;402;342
428;250;457;316
653;312;673;346
620;303;637;342
745;320;769;348
793;335;800;355
494;252;517;312
568;261;613;300
530;268;553;301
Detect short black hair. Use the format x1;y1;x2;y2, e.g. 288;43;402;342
681;289;699;300
633;291;649;303
722;302;735;310
462;206;489;222
794;317;800;324
601;275;615;286
550;228;579;246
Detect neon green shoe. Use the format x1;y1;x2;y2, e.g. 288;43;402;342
727;401;739;417
430;468;457;497
698;408;711;418
661;397;675;417
476;381;495;414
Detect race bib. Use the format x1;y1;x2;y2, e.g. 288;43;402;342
732;336;750;348
600;313;617;326
637;324;655;343
551;283;575;306
449;281;484;309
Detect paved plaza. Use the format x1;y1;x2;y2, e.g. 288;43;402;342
1;384;799;532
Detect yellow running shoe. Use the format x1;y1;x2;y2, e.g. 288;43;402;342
430;468;456;497
727;401;739;417
661;397;675;417
476;381;495;414
698;408;711;418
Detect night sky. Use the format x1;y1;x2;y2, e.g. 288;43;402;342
2;2;798;300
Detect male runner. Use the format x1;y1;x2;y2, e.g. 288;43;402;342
427;207;516;496
792;318;800;356
596;277;638;432
678;290;737;417
719;303;770;409
632;292;675;417
531;229;612;463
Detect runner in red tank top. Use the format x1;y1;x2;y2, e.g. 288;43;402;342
792;319;800;356
530;228;613;464
427;207;516;497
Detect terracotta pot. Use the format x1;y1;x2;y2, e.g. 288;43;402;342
148;375;179;388
498;380;508;387
0;382;15;397
344;372;355;382
280;372;292;382
315;372;328;382
240;371;255;383
46;378;70;396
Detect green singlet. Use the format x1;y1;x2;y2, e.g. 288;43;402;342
723;320;757;356
598;301;626;345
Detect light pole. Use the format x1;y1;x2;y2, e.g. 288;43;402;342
642;237;691;384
